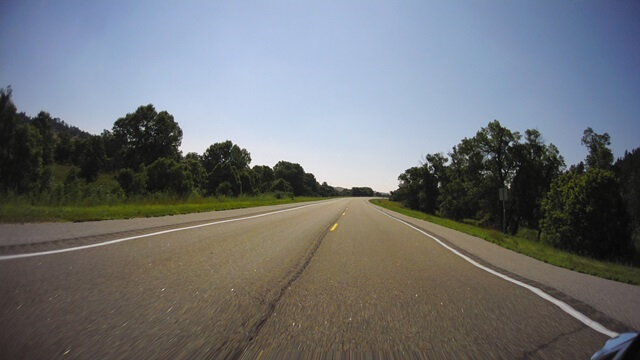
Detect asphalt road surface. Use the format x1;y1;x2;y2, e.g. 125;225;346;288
0;198;624;358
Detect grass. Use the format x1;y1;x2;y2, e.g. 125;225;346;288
0;195;329;223
370;199;640;286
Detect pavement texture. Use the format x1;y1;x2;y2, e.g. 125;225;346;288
0;198;636;359
371;201;640;332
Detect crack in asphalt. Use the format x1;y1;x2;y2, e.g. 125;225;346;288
210;206;348;358
523;325;588;358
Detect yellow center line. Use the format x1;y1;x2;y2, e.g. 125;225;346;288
330;223;338;231
342;212;346;216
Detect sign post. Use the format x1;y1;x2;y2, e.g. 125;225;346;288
499;188;508;233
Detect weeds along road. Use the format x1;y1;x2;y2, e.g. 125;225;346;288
0;198;619;358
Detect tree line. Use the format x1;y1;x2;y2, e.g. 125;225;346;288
391;120;639;263
0;86;375;202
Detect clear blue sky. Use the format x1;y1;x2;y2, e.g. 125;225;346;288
1;1;638;192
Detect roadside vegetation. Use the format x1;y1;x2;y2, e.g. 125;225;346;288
0;86;380;222
0;192;327;223
388;119;640;282
371;199;640;285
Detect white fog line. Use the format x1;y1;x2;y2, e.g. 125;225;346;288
0;201;335;261
370;204;619;338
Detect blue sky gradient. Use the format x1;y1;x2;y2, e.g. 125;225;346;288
1;1;638;192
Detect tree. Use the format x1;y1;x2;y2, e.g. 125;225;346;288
77;136;106;182
100;130;121;172
581;127;613;170
238;169;256;195
184;157;206;192
438;139;484;220
54;132;74;164
540;168;631;260
510;129;564;233
146;157;193;196
32;111;55;167
351;187;374;197
474;120;521;226
615;148;640;259
216;182;234;197
270;178;293;194
0;87;47;194
202;140;251;171
392;166;433;211
252;165;275;193
318;181;338;197
115;168;147;197
273;161;306;196
184;152;202;162
13;121;47;192
202;141;251;196
475;120;520;187
0;86;20;191
112;104;183;169
303;172;320;196
438;178;470;220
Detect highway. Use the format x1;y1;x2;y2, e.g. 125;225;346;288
0;198;635;358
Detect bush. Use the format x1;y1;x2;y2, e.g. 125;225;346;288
273;190;293;199
146;157;193;196
540;169;632;260
115;168;147;197
216;182;233;197
516;227;539;242
270;178;293;194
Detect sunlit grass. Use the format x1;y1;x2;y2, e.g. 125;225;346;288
371;199;640;285
0;195;329;223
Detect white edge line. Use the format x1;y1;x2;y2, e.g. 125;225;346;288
0;200;335;261
369;203;619;338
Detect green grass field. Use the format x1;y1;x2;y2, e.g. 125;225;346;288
0;195;329;223
370;199;640;285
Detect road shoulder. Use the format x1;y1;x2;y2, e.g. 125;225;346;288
370;200;640;332
0;201;332;247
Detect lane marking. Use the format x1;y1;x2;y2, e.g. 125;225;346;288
369;204;619;338
330;223;338;232
342;212;346;216
0;200;339;261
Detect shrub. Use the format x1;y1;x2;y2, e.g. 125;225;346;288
216;182;233;197
540;168;631;260
270;178;293;194
146;157;193;196
115;168;147;197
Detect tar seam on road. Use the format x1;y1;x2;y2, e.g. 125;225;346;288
234;211;345;353
368;202;620;339
0;200;337;261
